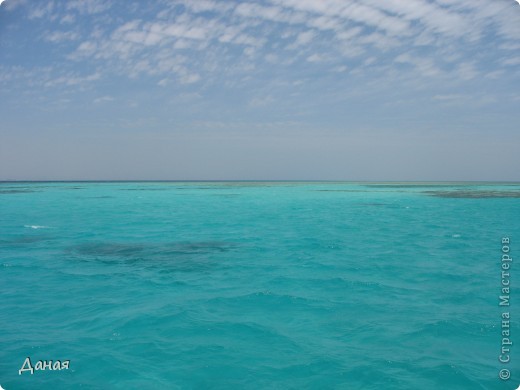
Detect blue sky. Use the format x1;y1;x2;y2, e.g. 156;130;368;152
0;0;519;180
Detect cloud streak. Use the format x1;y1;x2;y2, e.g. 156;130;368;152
1;0;518;92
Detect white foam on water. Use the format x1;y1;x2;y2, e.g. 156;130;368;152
24;225;51;229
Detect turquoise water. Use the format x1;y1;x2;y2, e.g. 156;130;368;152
1;182;519;389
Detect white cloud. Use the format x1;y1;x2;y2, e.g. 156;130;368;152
306;53;327;63
179;73;200;84
178;0;234;14
157;78;169;87
249;95;275;107
456;62;478;81
43;72;101;87
27;1;55;20
333;65;348;73
395;53;441;77
499;42;520;51
66;0;111;15
433;94;466;101
502;57;520;66
70;41;98;58
44;30;80;43
294;30;315;46
5;0;520;97
60;14;75;24
93;95;114;103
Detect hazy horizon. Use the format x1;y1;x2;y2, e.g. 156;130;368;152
2;180;520;184
1;0;519;181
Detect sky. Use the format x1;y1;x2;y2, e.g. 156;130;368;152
0;0;519;181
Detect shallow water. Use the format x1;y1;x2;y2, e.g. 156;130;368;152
1;182;519;389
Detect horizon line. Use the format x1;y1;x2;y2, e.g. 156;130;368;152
1;180;520;184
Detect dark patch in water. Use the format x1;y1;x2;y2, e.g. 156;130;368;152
364;184;458;189
120;188;171;191
73;242;147;257
423;190;520;198
357;203;393;207
0;189;39;194
68;241;236;270
173;186;245;190
211;193;241;197
314;189;370;193
0;235;54;245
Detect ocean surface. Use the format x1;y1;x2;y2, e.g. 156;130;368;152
1;181;519;389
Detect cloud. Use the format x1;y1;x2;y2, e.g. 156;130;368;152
60;14;76;24
294;30;315;46
66;0;111;15
249;95;275;107
43;30;80;43
2;0;520;98
179;73;200;84
43;72;101;87
93;95;114;104
27;1;56;20
502;57;520;66
395;53;441;77
456;62;478;81
306;53;328;63
433;94;466;101
432;93;497;107
177;0;235;15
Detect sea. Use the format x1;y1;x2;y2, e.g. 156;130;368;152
1;181;519;389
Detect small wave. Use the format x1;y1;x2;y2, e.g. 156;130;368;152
24;225;51;229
